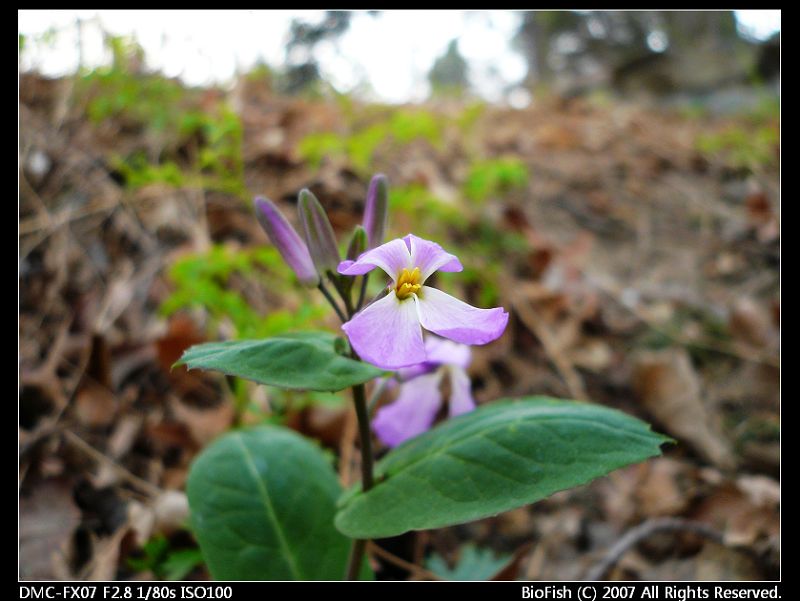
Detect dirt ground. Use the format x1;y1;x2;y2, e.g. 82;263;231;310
19;72;779;581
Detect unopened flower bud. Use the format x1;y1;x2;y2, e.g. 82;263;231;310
254;196;319;287
346;225;367;261
363;174;388;249
298;188;340;275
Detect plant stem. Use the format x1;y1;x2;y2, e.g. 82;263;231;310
345;374;375;580
351;381;374;491
328;272;355;317
346;539;368;581
356;272;370;311
318;282;347;323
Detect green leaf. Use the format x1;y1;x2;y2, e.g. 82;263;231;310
176;331;385;392
427;544;511;581
187;425;357;580
336;397;671;538
162;549;204;581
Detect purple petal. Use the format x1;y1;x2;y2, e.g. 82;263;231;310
416;286;509;345
373;372;443;447
447;366;476;417
424;336;472;370
337;238;412;280
405;234;463;282
254;197;319;287
341;291;425;369
397;360;437;381
363;174;389;249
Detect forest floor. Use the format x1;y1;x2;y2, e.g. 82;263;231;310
19;71;779;581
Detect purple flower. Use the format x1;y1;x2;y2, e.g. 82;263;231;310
338;234;508;369
373;337;476;447
254;197;319;287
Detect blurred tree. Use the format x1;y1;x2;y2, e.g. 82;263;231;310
428;39;470;97
279;11;353;95
514;11;759;98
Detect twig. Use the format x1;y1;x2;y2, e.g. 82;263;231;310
584;517;724;581
62;430;162;498
367;541;443;581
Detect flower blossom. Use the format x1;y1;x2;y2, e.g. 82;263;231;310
373;337;475;447
338;234;508;369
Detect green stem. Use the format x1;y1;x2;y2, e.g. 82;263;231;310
345;369;375;580
328;272;355;317
345;539;367;581
318;282;347;323
356;272;370;311
351;381;374;491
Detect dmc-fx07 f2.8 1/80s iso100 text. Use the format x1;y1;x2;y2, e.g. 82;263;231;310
19;587;234;600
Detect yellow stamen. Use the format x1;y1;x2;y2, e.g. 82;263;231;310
395;267;421;300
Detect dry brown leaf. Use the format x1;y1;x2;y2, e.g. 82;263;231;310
632;348;734;469
635;457;695;518
20;479;81;580
170;397;234;447
85;527;129;581
729;298;777;349
637;543;762;581
74;382;117;428
690;478;779;550
107;414;143;459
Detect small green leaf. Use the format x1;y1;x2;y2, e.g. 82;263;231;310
336;397;671;538
162;549;204;581
427;544;511;581
187;425;355;580
176;331;384;392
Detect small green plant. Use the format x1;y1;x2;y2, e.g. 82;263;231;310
696;125;778;171
463;157;529;203
426;544;512;581
161;245;327;340
298;107;443;176
175;178;669;581
126;535;204;581
79;35;245;195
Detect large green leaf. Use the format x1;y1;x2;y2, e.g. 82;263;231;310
176;331;384;392
336;397;671;538
187;425;357;580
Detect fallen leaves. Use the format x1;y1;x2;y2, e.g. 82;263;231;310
19;69;778;581
632;348;735;470
20;479;81;580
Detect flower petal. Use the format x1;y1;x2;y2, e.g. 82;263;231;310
424;336;472;370
337;238;411;280
447;366;476;417
373;372;443;447
416;286;509;345
342;291;425;369
405;234;463;282
396;361;436;382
